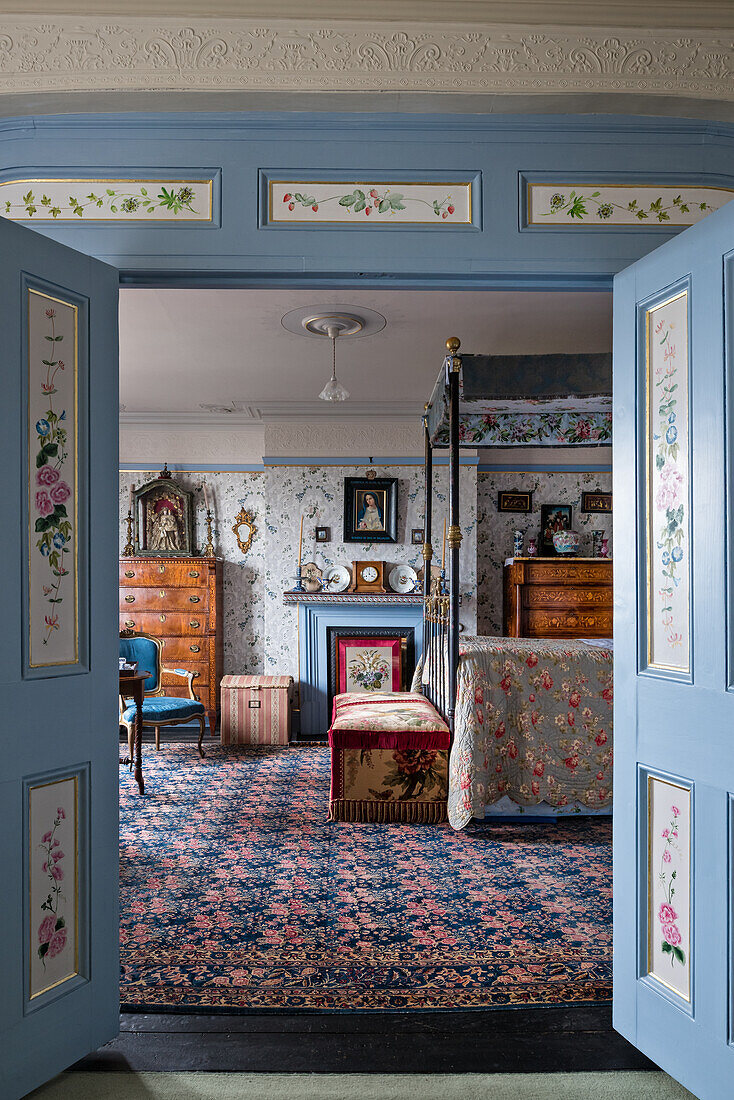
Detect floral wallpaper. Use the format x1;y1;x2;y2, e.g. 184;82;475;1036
477;470;613;636
119;464;477;682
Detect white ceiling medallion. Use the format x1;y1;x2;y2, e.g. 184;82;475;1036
281;305;387;404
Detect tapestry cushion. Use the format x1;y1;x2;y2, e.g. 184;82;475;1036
329;746;448;823
120;635;160;693
328;691;450;750
121;696;205;724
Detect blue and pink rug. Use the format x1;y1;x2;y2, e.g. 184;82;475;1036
120;745;612;1011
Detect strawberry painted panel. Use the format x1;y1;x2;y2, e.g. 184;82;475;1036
646;775;691;1003
28;776;79;1001
27;289;79;669
268;179;472;225
644;290;690;675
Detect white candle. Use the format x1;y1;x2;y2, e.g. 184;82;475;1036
442;517;447;570
298;515;304;566
203;482;210;511
128;485;134;516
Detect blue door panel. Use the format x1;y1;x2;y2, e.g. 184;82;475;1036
614;199;734;1098
0;216;119;1100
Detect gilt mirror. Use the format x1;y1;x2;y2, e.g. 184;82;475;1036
232;507;257;555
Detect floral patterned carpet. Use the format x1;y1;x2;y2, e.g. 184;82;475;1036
119;745;612;1011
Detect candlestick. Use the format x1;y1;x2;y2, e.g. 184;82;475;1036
122;510;135;557
441;518;446;571
298;515;304;567
203;509;215;557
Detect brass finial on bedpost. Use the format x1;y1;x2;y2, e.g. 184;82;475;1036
445;337;461;372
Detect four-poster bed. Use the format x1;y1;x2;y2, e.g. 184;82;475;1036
421;339;614;829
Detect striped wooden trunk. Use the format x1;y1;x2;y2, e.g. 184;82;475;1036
220;675;293;745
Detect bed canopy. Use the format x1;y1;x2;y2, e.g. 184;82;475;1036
425;351;612;448
421;339;612;733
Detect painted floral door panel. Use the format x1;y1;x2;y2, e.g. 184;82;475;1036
613;199;734;1097
0;217;119;1100
28;290;80;669
644;288;690;675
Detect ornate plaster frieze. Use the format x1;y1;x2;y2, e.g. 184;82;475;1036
0;19;732;99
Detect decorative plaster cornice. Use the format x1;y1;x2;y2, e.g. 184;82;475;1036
0;19;732;100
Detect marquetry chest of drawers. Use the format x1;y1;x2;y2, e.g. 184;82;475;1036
503;558;613;639
119;557;223;730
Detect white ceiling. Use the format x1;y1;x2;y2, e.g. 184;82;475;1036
118;288;612;417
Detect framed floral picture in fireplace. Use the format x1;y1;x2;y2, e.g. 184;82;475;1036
327;627;414;707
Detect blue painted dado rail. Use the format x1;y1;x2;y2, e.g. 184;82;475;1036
286;591;424;739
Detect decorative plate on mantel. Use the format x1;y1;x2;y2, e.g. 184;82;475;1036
389;564;418;594
324;565;351;593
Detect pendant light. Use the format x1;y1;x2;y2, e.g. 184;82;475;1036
280;304;387;404
318;324;350;402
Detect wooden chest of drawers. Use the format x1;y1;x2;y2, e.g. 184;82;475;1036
119;556;223;730
503;558;613;639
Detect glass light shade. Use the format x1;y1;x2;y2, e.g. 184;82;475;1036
319;374;350;401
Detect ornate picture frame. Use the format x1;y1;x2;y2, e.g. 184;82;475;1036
581;491;613;513
343;477;398;543
498;490;533;513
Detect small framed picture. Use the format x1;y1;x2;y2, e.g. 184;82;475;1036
540;503;573;556
411;528;424;545
343;477;398;543
498;490;533;513
315;526;331;543
581;491;612;514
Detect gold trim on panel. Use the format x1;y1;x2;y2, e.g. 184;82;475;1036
2;178;213;223
646;774;691;1003
28;289;79;669
28;775;79;1000
267;179;473;225
644;289;690;675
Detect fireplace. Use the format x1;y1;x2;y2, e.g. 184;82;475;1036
283;592;424;738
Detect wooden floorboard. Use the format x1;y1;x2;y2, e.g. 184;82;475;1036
72;1007;657;1074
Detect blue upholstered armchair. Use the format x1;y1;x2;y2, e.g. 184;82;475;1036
119;633;208;757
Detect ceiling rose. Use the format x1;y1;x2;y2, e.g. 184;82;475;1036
280;303;386;338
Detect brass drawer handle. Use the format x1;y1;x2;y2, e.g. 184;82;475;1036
125;620;135;628
189;620;200;628
124;595;135;603
159;590;166;598
159;614;166;623
124;570;135;579
189;596;200;603
190;645;200;653
189;570;200;578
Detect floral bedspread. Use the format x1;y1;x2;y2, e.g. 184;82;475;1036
448;637;613;830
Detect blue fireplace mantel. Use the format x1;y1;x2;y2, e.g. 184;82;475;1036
286;593;424;738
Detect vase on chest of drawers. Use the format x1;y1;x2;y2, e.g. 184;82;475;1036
119;556;223;734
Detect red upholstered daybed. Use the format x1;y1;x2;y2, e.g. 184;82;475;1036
327;692;450;824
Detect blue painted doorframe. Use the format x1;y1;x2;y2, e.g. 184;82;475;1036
2;112;734;282
4;106;734;1096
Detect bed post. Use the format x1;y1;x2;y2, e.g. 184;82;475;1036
422;409;433;604
446;337;462;735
